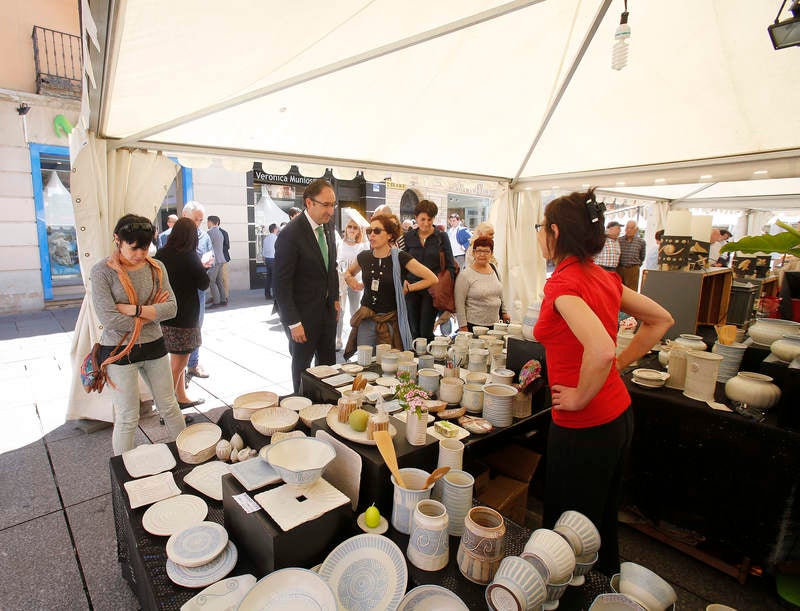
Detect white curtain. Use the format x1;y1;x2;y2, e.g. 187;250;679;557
66;133;180;422
747;210;774;236
492;187;546;322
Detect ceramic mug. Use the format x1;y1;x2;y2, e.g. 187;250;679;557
418;368;441;395
417;354;435;370
399;350;415;362
413;337;428;355
462;383;484;413
457;506;506;584
407;499;449;571
357;344;373;367
390;468;433;534
381;353;400;374
427;342;449;359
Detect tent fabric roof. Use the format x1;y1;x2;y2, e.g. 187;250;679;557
95;0;800;184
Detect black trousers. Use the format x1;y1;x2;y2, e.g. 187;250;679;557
543;407;634;576
405;289;436;341
285;309;337;393
264;258;275;298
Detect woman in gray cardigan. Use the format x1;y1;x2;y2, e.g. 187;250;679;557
91;215;185;454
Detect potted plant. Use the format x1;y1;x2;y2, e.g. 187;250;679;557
395;372;430;445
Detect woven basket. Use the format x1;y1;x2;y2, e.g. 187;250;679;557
512;390;532;418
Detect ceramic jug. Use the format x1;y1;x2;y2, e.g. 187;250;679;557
457;506;506;584
407;500;449;571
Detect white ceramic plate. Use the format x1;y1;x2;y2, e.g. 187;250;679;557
180;574;256;611
166;540;237;589
325;410;396;446
166;521;229;568
124;471;182;509
631;378;665;389
341;363;364;373
280;396;313;411
254;478;350;532
229;457;281;491
238;568;336;611
361;371;380;382
183;461;231;501
319;533;407;611
375;376;400;387
426;423;470;441
321;373;355;387
398;585;469;610
122;443;176;479
307;365;341;378
142;494;208;536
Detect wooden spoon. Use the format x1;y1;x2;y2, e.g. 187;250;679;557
423;466;451;490
373;430;407;489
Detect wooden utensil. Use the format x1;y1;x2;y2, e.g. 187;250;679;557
423;466;450;489
715;324;737;346
373;430;406;489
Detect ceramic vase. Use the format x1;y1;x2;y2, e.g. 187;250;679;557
405;409;429;446
457;506;506;584
725;372;781;410
683;350;724;402
407;500;449;571
673;333;707;352
521;303;540;341
390;468;433;534
438;470;474;536
770;335;800;362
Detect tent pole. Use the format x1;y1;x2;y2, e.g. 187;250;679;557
511;0;612;188
109;0;547;150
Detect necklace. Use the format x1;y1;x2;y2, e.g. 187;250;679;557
367;252;389;306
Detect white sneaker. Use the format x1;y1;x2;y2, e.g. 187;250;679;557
336;340;343;351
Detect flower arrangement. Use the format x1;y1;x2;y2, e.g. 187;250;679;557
395;371;430;419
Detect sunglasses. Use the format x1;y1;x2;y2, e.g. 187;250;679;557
365;227;384;235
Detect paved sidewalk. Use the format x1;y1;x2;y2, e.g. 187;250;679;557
0;290;790;610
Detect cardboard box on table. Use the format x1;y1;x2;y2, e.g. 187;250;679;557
222;474;352;575
476;443;541;525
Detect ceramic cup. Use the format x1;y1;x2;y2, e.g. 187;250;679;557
465;372;490;386
491;368;515;385
375;343;391;365
418;368;441;395
437;438;465;471
381;353;400;374
486;555;547;611
439;470;474;536
390;468;433;534
407;499;449;571
417;354;435;370
413;337;428;355
399;350;415;362
472;326;490;337
462;383;485;413
398;361;418;381
439;377;465;404
457;506;507;584
357;344;373;367
665;347;688;390
491;353;507;372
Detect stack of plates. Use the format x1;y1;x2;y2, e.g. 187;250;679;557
482;384;517;427
165;521;238;588
631;369;670;389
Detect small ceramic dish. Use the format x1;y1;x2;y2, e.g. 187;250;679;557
250;406;299;436
341;363;364;373
299;403;334;427
357;512;389;534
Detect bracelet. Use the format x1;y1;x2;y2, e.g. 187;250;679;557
135;305;141;317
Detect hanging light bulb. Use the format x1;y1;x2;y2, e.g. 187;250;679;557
611;3;631;71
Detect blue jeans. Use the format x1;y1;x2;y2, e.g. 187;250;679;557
106;354;185;454
188;289;206;368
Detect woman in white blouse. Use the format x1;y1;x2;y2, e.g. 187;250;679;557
336;218;369;350
455;235;510;332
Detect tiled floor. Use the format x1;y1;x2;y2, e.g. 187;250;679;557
0;290;794;610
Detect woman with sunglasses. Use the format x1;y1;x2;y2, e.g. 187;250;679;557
342;214;437;355
533;190;672;575
335;218;369;350
454;236;509;333
91;214;186;454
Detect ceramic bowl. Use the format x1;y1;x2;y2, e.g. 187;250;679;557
770;334;800;362
250;406;299;436
176;423;222;464
554;510;601;557
264;437;336;485
232;391;279;420
299;403;334;427
632;369;670;388
619;562;677;611
523;528;576;583
747;318;800;347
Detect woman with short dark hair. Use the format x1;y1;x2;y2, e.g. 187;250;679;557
155;217;210;408
91;214;185;454
454;235;509;332
534;189;673;575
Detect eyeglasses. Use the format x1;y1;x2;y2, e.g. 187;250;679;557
310;198;337;209
535;224;544;232
365;227;384;235
474;248;492;255
449;215;459;219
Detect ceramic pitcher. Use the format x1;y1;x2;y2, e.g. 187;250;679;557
457;506;506;584
407;500;449;571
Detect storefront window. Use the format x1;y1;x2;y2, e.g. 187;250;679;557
30;144;81;299
446;193;491;229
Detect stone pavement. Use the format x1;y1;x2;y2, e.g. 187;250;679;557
0;290;791;609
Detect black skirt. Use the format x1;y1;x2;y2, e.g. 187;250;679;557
161;325;202;355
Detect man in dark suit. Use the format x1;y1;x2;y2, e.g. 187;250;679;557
274;179;340;392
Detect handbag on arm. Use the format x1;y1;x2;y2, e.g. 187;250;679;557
428;242;459;313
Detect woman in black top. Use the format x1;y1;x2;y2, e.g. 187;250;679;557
343;213;437;355
155;218;210;408
402;199;457;341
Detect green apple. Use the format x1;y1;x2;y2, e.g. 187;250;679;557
365;504;381;528
349;409;369;432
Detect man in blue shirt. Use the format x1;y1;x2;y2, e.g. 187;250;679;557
183;201;213;379
262;223;279;299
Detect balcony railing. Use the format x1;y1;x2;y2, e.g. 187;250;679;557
32;26;82;99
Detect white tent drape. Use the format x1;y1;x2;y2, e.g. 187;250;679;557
747;210;775;237
492;187;546;322
66;133;180;422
